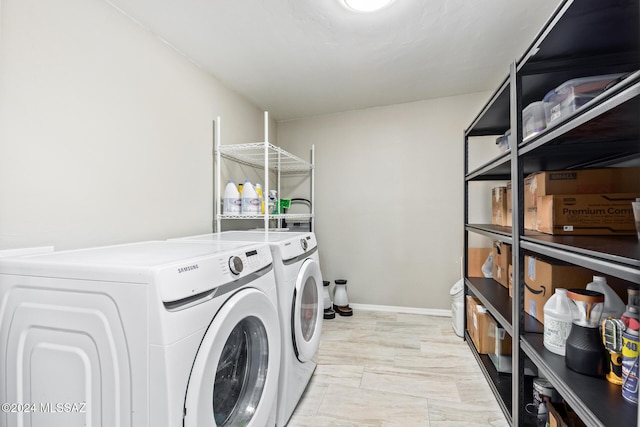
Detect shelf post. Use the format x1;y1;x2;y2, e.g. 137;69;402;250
509;60;525;427
311;144;315;232
264;111;269;233
214;116;221;233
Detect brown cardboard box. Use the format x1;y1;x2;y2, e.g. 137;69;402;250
492;186;508;226
467;248;493;278
492;241;511;288
506;181;512;228
466;296;492;354
536;193;640;235
524;168;640;231
524;256;593;323
487;315;512;355
547;402;568;427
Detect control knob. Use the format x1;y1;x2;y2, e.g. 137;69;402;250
300;238;308;251
229;256;244;275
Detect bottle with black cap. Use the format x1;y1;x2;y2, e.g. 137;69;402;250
333;279;353;317
323;281;335;319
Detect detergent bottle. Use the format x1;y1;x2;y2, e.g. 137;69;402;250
222;180;241;214
587;276;625;320
255;183;265;214
241;181;260;215
543;288;572;356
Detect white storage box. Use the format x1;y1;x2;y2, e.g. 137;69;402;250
543;73;626;125
522;101;546;140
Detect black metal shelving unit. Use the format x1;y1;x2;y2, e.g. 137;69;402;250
463;1;640;426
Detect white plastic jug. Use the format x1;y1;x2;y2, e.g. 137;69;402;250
241;180;260;215
450;279;464;338
543;288;572;356
222;180;241;214
586;276;625;319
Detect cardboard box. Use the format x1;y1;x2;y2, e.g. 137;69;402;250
492;186;508;226
524;168;640;231
548;402;568;427
536;193;640;235
467;248;493;278
547;402;587;427
524;256;593;323
466;296;492;354
492;241;511;288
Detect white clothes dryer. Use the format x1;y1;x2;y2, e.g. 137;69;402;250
174;231;324;427
0;240;281;427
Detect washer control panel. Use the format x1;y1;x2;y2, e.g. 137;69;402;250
221;247;270;277
157;243;272;303
278;233;317;262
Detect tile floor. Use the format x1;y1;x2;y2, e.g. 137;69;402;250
287;309;509;427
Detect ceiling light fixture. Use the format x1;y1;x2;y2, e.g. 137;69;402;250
343;0;394;12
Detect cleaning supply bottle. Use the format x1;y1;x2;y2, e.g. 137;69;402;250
241;180;260;215
587;276;626;320
268;190;278;214
543;288;573;356
622;288;640;327
255;183;265;214
222;180;241;215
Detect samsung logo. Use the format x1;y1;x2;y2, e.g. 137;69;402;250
178;264;199;274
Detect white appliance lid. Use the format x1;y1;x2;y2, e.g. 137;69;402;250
183;231;309;243
0;240;262;283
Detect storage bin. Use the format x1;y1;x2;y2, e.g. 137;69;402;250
543;73;626;125
522;101;546;140
495;130;510;153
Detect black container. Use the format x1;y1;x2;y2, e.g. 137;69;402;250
565;324;608;377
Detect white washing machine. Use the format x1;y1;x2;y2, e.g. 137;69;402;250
0;240;281;427
174;231;323;427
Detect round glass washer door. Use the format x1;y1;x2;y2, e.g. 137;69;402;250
292;258;323;362
184;288;281;427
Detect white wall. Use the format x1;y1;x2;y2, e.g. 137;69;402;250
0;0;265;250
277;93;495;311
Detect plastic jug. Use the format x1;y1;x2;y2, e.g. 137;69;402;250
543;288;572;356
450;279;464;338
586;276;625;320
222;180;241;214
241;180;260;215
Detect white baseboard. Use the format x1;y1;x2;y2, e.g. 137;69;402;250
348;303;451;317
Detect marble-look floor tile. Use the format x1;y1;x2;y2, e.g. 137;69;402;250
290;310;508;427
393;347;482;376
290;381;328;417
311;365;364;387
317;384;430;426
427;399;509;427
360;366;461;401
287;414;378;427
455;377;506;405
317;340;395;367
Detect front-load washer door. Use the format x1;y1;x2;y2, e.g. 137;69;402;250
292;258;323;362
183;288;281;427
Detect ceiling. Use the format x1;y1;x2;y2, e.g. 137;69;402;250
106;0;562;120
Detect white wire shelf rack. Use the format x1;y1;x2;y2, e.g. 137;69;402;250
217;213;314;220
218;142;313;173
